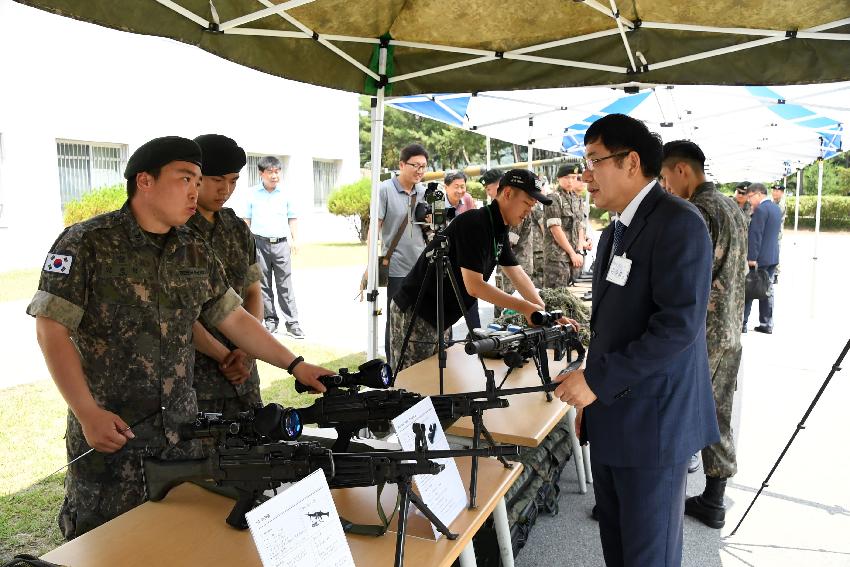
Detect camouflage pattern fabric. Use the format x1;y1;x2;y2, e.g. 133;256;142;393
26;202;241;539
543;188;579;288
388;300;447;371
730;195;752;226
494;286;591;346
530;204;546;288
186;208;262;411
702;344;741;478
495;214;534;315
567;192;587;282
692;183;748;353
691;182;748;479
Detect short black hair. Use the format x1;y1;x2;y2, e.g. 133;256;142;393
747;182;768;195
258;156;283;172
126;166;162;200
399;143;429;163
584;114;663;178
444;171;467;185
662;140;706;174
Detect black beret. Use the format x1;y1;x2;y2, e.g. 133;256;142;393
556;163;582;178
478;169;502;185
194;134;247;176
124;136;202;179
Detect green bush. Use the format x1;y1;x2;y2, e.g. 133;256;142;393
327;178;372;242
466;180;486;202
63;185;126;226
783;195;850;230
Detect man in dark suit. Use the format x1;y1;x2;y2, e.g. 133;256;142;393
743;183;783;334
554;114;720;567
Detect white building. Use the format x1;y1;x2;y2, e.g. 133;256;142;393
0;0;362;272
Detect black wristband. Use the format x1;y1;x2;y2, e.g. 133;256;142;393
286;355;304;375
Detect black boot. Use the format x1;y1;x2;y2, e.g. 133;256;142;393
685;476;727;529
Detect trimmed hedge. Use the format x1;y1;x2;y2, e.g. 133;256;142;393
63;185;126;226
327;177;371;242
783;195;850;230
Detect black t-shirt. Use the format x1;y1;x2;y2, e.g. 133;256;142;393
395;200;519;331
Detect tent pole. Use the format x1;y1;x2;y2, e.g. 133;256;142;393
486;136;491;169
366;46;387;360
813;158;823;260
527;116;534;171
793;168;802;241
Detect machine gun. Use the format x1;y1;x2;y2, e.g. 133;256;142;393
465;310;586;401
143;422;518;567
296;360;584;506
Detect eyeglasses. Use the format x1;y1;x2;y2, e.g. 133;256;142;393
582;151;630;171
405;162;427;172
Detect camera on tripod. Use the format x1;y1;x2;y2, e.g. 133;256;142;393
415;182;455;232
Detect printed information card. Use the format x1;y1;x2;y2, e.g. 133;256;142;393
391;396;468;539
245;469;355;567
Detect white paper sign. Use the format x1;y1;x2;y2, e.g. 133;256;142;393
245;469;355;567
391;397;468;538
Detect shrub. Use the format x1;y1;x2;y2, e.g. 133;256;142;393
466;180;486;202
63;185;126;226
783;195;850;230
327;178;372;242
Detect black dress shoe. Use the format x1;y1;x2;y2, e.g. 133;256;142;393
591;505;598;521
753;326;773;334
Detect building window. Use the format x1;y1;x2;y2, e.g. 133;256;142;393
56;140;128;207
313;159;341;207
245;154;288;188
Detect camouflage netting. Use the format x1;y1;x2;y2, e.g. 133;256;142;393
493;287;591;346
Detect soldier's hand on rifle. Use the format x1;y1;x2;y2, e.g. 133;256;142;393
292;362;330;393
558;317;580;332
520;301;546;326
220;349;252;384
78;406;135;453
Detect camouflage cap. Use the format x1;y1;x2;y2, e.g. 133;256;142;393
124;136;202;179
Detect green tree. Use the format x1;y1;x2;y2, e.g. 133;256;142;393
327;178;371;242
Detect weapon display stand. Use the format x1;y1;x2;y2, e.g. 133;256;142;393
393;233;486;393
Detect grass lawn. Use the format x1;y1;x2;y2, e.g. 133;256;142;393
0;269;40;303
0;335;365;562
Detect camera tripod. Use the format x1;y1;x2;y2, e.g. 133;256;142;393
392;233;487;393
730;337;849;536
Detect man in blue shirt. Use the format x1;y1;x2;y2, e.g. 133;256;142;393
238;156;303;338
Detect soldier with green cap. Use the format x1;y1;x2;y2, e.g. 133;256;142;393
543;164;584;287
186;134;263;421
28;136;333;539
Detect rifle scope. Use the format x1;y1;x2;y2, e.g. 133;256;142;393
179;403;303;442
294;358;392;393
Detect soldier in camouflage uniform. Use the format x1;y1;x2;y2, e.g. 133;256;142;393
28;137;333;539
661;141;748;528
543;164;584;288
187;135;262;421
530;202;546;288
494;215;534;316
732;182;753;225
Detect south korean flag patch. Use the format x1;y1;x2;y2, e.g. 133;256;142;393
43;253;73;275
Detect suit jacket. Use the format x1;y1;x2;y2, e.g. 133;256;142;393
747;199;782;266
584;183;720;468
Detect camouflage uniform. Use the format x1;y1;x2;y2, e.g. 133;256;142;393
494;215;534;316
186;208;262;418
530;204;546;288
543;187;579;288
388;300;448;371
567;192;587;281
731;195;752;226
692;183;748;479
26;203;241;539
